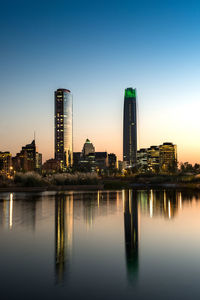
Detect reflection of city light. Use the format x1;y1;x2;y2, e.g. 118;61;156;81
9;193;13;229
179;192;182;210
97;191;100;208
129;190;132;214
168;200;171;219
150;190;153;218
164;190;167;212
122;190;125;213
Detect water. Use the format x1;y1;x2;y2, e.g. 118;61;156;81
0;189;200;299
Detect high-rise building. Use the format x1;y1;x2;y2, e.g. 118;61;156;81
55;88;73;170
123;88;137;166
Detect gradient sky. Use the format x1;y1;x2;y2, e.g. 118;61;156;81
1;0;200;163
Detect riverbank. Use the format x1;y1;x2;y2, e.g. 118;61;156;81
1;181;200;193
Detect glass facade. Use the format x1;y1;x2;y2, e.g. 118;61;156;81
55;89;73;169
123;87;137;166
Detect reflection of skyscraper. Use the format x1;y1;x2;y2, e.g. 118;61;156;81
55;88;73;170
123;88;137;166
55;193;73;283
124;190;139;283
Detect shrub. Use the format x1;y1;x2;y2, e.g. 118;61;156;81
14;172;44;187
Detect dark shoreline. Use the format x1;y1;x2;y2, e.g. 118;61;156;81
0;182;200;193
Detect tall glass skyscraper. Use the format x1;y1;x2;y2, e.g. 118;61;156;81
123;87;137;166
55;88;73;169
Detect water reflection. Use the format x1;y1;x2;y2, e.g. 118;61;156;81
124;190;139;284
0;192;37;230
138;190;179;220
55;193;73;283
1;189;200;299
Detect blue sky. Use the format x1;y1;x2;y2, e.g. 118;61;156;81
1;0;200;163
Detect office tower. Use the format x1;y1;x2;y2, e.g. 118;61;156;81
159;142;177;173
123;87;137;166
82;139;95;157
55;88;73;169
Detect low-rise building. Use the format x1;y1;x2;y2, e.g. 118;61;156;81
42;159;61;173
159;142;177;173
137;142;177;174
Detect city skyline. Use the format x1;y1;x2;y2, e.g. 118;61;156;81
1;0;200;164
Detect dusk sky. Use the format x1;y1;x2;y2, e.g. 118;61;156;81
1;0;200;163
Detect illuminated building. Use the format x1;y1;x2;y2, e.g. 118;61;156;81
0;152;12;176
82;139;95;157
159;142;177;173
123;88;137;166
137;143;177;174
12;140;40;172
137;148;148;172
35;152;42;172
55;88;73;170
147;146;160;173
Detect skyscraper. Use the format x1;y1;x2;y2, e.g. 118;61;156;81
123;88;137;166
55;88;73;169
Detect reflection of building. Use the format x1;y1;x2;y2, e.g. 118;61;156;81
139;190;179;219
124;190;139;283
55;194;73;283
123;88;137;166
0;193;37;231
54;88;73;170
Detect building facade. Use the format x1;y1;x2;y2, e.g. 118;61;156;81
159;142;177;173
0;152;12;177
82;139;95;157
123;87;137;166
55;88;73;170
12;140;38;172
148;146;160;173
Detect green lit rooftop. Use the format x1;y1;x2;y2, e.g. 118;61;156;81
125;88;136;98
